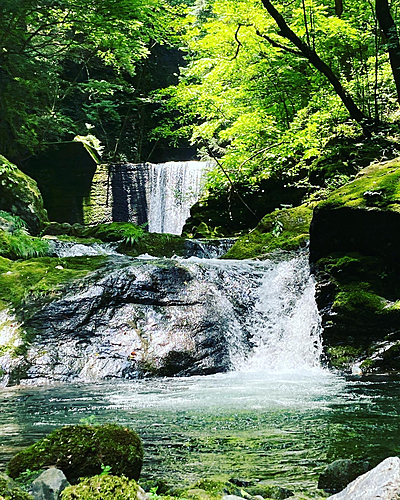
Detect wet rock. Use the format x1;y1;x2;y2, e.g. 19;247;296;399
318;459;370;493
0;155;48;234
1;256;258;385
327;456;400;499
30;468;69;500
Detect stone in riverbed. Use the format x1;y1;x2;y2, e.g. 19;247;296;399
30;468;69;500
318;459;369;493
327;456;400;499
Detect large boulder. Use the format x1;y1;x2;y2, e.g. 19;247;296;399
0;155;48;234
310;160;400;371
223;203;314;260
7;424;143;484
327;456;400;499
0;255;257;386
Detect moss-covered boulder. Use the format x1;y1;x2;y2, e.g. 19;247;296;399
0;471;33;500
61;475;140;500
222;204;314;260
310;160;400;371
0;155;48;235
7;424;143;484
310;159;400;263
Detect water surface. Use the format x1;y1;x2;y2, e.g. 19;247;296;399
1;370;399;496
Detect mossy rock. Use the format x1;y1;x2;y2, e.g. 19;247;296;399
61;474;139;500
0;255;108;311
0;472;33;500
7;424;143;484
0;155;48;235
222;204;314;260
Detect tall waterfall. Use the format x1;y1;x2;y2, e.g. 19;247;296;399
147;161;209;234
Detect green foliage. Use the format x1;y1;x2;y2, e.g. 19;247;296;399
0;229;50;260
7;424;144;484
0;0;183;159
326;346;364;370
0;472;33;500
61;474;138;500
14;469;44;491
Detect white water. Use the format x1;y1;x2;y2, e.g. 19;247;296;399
242;255;323;372
147;161;210;234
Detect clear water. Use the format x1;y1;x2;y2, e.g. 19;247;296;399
0;372;399;496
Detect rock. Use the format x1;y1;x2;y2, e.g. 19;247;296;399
30;468;69;500
0;155;48;234
327;456;400;499
222;204;314;260
1;256;257;385
7;424;143;484
246;482;294;499
222;495;247;500
0;471;33;499
186;488;214;500
318;459;370;493
310;160;400;369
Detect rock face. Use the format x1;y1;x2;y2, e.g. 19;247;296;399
327;456;400;499
30;468;69;500
310;160;400;371
0;256;256;386
0;155;48;234
318;459;370;493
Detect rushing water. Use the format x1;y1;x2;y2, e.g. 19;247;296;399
0;252;399;497
147;161;209;234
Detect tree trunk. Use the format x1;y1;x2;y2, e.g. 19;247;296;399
260;0;371;129
335;0;343;18
376;0;400;102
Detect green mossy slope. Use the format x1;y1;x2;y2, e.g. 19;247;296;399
222;204;314;260
319;159;400;211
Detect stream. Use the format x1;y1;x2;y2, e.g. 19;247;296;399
1;161;400;497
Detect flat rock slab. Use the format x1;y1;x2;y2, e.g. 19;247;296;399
327;456;400;499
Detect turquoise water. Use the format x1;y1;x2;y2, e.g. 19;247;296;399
0;370;399;496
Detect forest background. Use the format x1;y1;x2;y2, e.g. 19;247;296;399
2;0;400;209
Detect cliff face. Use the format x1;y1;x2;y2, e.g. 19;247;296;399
310;160;400;372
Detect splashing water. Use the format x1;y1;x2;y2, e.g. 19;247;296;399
240;253;323;372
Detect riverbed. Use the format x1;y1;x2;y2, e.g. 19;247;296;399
1;370;399;497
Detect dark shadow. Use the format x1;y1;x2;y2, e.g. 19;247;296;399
22;142;97;224
111;163;148;226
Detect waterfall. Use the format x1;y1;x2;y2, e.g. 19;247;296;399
241;253;323;372
147;161;209;234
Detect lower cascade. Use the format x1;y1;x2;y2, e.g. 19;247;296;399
0;251;322;386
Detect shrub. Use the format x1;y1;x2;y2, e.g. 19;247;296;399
61;474;138;500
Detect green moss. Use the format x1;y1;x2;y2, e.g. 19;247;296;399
0;155;48;234
319;159;400;211
222;204;314;260
326;346;364;370
0;255;107;309
0;229;50;260
0;472;33;500
7;424;143;484
332;289;386;315
61;475;138;500
122;233;186;258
